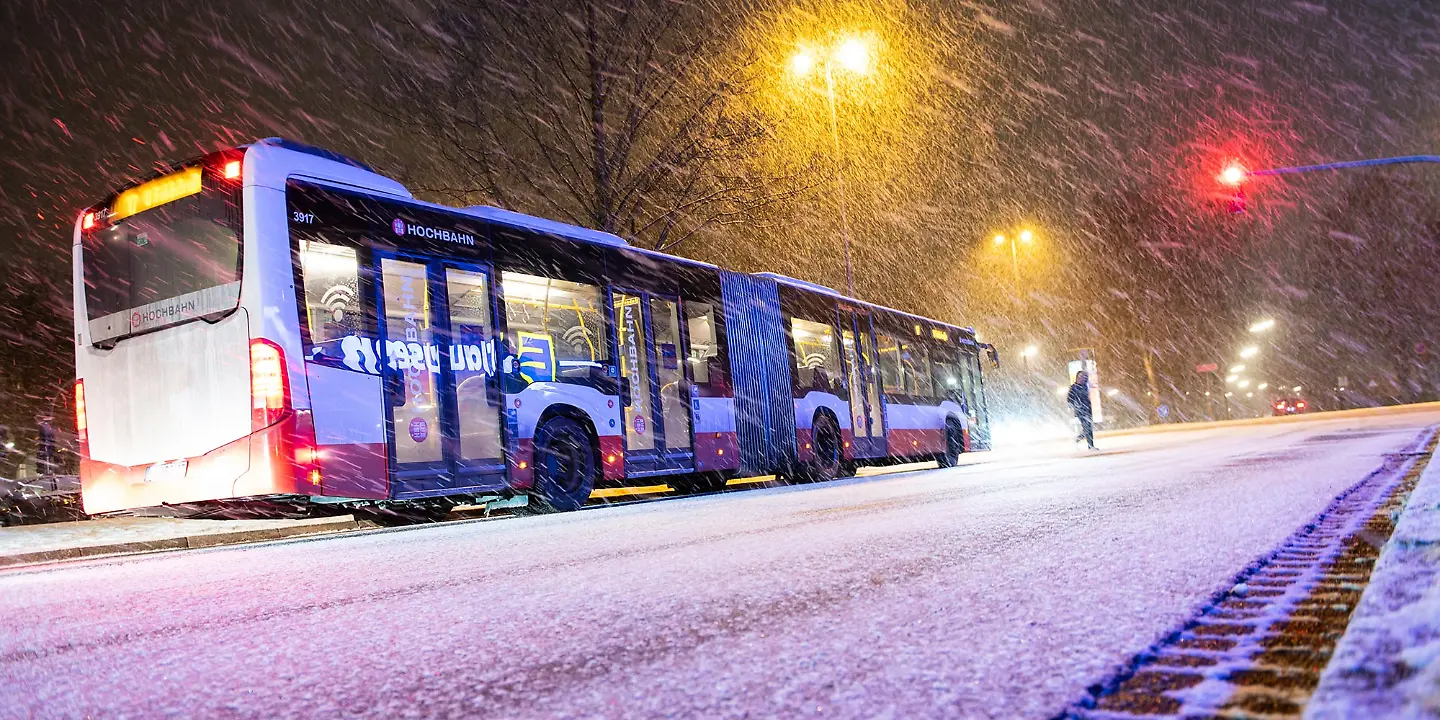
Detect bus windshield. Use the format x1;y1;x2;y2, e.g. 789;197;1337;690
82;175;241;343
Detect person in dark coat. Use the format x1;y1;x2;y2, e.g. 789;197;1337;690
1067;370;1096;450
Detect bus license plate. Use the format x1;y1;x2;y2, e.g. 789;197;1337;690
144;460;188;483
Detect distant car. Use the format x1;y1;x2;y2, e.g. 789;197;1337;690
1273;397;1308;415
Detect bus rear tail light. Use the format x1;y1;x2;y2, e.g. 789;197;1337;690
223;160;242;180
75;380;89;450
250;339;290;430
1297;401;1306;409
81;212;96;230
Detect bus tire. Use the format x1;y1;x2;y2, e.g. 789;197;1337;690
805;413;844;483
938;419;965;468
529;416;598;513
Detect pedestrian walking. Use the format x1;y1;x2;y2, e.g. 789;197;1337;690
1067;370;1096;450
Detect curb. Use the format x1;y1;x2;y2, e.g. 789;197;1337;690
1097;401;1440;439
0;517;378;569
1304;435;1440;718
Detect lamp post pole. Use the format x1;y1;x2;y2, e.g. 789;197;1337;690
824;64;855;299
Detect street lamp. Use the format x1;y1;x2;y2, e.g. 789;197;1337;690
1239;345;1259;359
1249;318;1276;333
1229;364;1245;373
791;35;873;298
992;227;1037;284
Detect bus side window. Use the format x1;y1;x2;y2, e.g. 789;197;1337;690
899;340;934;398
877;333;903;395
501;272;612;389
299;241;367;371
685;301;726;394
791;317;843;396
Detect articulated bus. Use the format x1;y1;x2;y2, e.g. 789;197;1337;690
72;138;993;516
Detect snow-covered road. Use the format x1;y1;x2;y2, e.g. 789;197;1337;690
3;409;1438;719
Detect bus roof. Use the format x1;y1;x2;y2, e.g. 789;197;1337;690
255;138;969;335
462;205;630;249
757;271;973;337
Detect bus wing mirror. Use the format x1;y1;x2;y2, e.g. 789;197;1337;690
983;344;1000;369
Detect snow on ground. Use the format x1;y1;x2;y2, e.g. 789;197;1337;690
1306;439;1440;719
0;409;1437;719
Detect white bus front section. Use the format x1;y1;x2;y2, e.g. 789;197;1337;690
76;143;411;514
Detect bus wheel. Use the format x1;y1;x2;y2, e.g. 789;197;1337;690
530;417;597;513
806;414;843;482
938;420;965;468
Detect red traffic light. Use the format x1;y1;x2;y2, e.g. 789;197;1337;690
1218;163;1248;187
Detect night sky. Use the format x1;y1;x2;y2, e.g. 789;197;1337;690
2;0;1439;430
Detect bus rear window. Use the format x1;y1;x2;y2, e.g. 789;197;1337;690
82;183;240;340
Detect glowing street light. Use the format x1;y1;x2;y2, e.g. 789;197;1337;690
1238;379;1251;389
1229;364;1245;373
790;50;816;78
1249;318;1276;333
790;34;875;297
1239;345;1259;359
1293;385;1303;393
1019;345;1039;359
992;227;1039;284
833;38;871;75
1258;382;1269;390
1225;374;1239;383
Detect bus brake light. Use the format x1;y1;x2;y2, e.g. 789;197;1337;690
223;160;241;180
250;339;290;429
81;212;96;230
74;380;87;444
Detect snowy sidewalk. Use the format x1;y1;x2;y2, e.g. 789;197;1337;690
0;515;370;568
1306;450;1440;718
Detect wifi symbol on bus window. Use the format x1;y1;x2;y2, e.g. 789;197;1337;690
321;285;356;320
561;325;589;350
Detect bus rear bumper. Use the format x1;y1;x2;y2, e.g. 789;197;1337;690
80;415;309;515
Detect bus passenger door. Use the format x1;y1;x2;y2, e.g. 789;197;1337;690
374;257;446;495
377;256;451;495
376;256;507;497
612;290;694;475
843;312;886;459
650;296;694;470
439;264;505;485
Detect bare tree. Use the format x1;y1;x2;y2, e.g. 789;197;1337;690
374;0;816;252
